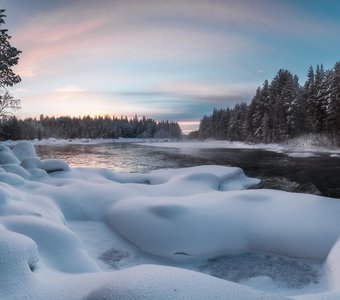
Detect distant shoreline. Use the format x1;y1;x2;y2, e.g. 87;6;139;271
2;134;340;157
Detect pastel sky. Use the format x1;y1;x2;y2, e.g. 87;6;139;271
1;0;340;132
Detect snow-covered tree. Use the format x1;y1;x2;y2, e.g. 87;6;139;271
195;61;340;146
326;62;340;145
0;9;21;119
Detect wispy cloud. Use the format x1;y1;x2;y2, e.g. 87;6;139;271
12;0;335;81
6;0;340;123
55;84;85;93
158;82;255;99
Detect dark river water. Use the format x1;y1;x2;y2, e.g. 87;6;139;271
35;143;340;199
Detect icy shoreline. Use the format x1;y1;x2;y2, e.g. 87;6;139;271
1;141;340;299
136;135;340;157
3;134;340;157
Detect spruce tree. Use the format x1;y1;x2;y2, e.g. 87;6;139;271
0;9;21;119
326;62;340;145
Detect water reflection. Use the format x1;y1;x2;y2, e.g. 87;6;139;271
36;143;340;198
36;144;180;173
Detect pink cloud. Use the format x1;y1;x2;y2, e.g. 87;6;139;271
11;0;331;81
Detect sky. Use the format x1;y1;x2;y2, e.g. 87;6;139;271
1;0;340;133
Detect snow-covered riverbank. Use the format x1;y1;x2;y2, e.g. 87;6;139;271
137;134;340;157
3;134;340;157
1;141;340;299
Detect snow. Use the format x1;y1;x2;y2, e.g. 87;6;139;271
287;152;317;158
12;141;37;160
134;134;340;156
108;189;340;260
3;133;340;156
1;141;340;299
84;264;288;300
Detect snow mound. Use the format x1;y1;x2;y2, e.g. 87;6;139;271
4;216;99;273
0;228;39;297
108;190;340;260
1;163;31;179
147;165;260;191
0;172;26;185
40;159;70;173
12;141;37;161
0;147;20;164
21;157;70;173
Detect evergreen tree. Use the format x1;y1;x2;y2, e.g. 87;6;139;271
255;80;272;142
312;64;326;132
284;74;301;138
250;86;263;139
0;9;21;119
269;69;297;141
303;66;318;132
227;103;248;141
195;61;340;146
198;115;212;139
326;62;340;145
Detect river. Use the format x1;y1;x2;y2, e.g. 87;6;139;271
35;142;340;198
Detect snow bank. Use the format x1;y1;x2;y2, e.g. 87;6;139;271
135;134;340;155
108;190;340;260
0;144;20;164
145;165;260;191
0;227;39;298
325;240;340;290
4;216;99;273
1;141;340;299
12;141;37;160
3;134;340;155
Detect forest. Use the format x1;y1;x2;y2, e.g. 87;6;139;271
192;61;340;146
0;114;182;140
1;9;183;141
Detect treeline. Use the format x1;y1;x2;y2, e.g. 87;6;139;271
0;114;182;140
192;61;340;145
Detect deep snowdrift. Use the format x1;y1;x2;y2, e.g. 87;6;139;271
1;141;340;299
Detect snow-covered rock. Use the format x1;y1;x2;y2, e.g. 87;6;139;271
0;172;26;185
146;165;260;191
0;146;20;164
107;190;340;260
12;141;37;161
1;164;31;179
0;228;39;298
21;157;70;173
